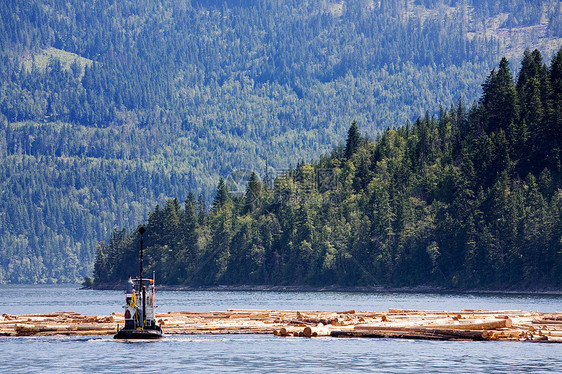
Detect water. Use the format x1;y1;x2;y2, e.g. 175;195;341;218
3;335;560;373
2;284;561;315
1;285;561;373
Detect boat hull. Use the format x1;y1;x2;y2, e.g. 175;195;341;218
114;327;163;340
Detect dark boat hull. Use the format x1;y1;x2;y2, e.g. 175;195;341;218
114;327;163;340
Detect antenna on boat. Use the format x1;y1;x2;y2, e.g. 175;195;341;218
139;226;145;281
138;226;146;329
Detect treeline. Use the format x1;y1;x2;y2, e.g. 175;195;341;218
93;49;562;289
2;0;562;283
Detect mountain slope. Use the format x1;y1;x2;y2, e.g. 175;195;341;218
1;0;562;283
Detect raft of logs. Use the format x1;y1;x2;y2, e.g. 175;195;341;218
1;309;561;343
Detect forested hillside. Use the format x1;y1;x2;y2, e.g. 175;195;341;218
2;0;562;283
94;49;562;289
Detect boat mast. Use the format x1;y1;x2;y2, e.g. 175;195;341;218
138;226;146;329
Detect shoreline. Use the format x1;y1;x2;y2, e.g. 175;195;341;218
87;283;562;295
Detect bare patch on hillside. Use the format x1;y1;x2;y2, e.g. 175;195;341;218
21;47;93;78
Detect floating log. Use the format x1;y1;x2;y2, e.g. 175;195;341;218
533;319;562;325
331;329;478;340
350;326;487;340
461;309;524;314
412;318;510;330
0;309;557;343
15;324;70;336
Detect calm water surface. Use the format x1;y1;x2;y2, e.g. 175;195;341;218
0;285;560;373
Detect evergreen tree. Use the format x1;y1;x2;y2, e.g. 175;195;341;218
481;57;517;134
198;194;207;225
550;49;562;148
344;121;361;159
244;172;262;214
213;178;230;211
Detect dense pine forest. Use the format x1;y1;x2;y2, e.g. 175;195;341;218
2;0;562;283
93;49;562;289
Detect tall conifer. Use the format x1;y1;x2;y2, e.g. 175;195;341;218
344;121;361;159
481;57;517;133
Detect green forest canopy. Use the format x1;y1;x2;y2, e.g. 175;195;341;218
94;49;562;289
1;0;562;283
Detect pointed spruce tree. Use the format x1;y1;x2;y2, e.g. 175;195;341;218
213;178;230;211
244;172;262;213
344;121;361;159
480;57;517;134
550;48;562;148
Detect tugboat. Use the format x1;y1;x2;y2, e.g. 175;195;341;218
114;226;163;339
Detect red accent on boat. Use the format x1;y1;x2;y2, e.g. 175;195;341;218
125;309;131;319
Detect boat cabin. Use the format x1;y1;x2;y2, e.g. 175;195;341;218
122;276;159;331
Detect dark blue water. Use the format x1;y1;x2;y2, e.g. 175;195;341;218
1;285;561;373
